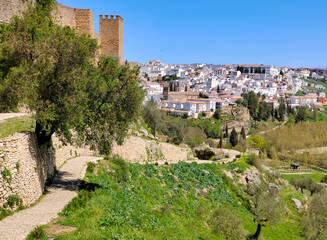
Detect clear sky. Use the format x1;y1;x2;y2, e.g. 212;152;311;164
57;0;327;67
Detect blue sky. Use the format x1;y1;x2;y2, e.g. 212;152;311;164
57;0;327;67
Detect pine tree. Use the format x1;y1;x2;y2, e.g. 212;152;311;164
230;127;239;147
241;126;246;140
217;85;221;93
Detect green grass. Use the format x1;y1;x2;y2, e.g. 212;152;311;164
51;160;304;240
306;86;327;95
282;173;326;182
0;116;35;139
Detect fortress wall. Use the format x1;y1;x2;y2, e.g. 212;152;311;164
54;3;77;29
0;0;35;23
0;132;93;208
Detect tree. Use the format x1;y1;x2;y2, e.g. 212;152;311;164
290;176;322;195
217;85;221;93
240;126;246;140
247;91;259;118
213;108;221;120
81;57;144;153
303;189;327;240
229;127;238;147
209;204;247;240
278;102;286;121
142;99;162;138
296;106;307;123
224;123;229;138
0;1;144;154
0;0;98;146
219;134;223;148
161;119;186;145
250;184;282;240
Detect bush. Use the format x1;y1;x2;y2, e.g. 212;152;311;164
7;195;22;209
245;154;259;167
321;175;327;184
236;154;241;158
26;226;48;240
86;162;96;174
110;155;129;183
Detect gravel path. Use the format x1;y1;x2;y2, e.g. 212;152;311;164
0;156;101;240
0;113;29;122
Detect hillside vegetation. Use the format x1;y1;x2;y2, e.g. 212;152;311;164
41;157;310;240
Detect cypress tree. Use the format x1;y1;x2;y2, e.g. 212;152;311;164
224;123;229;138
230;127;239;147
241;126;246;140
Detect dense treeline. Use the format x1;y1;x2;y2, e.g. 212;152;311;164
0;0;143;153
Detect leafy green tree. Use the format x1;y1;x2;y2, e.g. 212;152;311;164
303;189;327;240
213;108;222;120
247;91;259;118
209;204;247;240
162;119;186;145
296;106;307;123
229;127;238;147
250;184;282;240
142;99;162;138
0;0;98;146
290;177;322;195
184;127;206;149
81;57;144;153
0;0;144;154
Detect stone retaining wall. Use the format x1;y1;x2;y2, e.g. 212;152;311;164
0;132;93;207
111;135;195;163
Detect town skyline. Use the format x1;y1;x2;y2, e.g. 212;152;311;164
57;0;327;68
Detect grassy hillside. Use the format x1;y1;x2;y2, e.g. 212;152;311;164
45;157;305;240
0;116;35;139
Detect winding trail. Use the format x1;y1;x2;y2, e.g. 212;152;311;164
0;113;29;122
0;156;101;240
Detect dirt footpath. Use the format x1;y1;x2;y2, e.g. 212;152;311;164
0;156;101;240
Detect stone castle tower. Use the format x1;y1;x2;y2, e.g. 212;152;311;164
0;0;123;62
100;15;123;62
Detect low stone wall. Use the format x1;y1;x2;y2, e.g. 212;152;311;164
111;136;195;163
0;132;93;207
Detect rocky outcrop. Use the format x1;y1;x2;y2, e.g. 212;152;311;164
244;167;261;186
291;198;302;210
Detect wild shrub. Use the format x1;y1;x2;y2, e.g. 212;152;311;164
7;195;22;209
86;162;96;174
110;155;129;183
26;226;48;240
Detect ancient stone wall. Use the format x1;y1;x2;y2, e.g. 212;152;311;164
0;132;93;208
0;0;35;23
0;1;123;61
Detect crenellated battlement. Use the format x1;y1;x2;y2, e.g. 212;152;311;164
100;14;123;21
